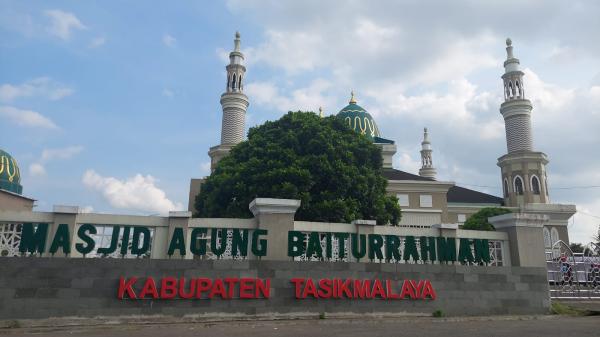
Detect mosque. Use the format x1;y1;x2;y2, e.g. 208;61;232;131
0;33;576;256
188;33;575;249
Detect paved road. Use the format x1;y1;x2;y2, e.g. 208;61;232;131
3;316;599;337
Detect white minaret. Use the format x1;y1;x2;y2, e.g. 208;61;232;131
208;32;249;171
497;38;549;206
419;128;436;179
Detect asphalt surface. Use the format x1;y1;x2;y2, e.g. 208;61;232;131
2;316;600;337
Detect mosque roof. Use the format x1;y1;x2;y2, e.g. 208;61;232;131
0;149;23;195
447;186;504;205
337;92;381;141
382;168;504;205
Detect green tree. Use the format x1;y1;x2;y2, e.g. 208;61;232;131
462;207;512;231
569;243;584;254
195;111;401;225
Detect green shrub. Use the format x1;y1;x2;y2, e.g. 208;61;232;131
462;207;511;231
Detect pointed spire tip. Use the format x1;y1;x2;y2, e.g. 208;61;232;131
506;38;512;47
349;90;357;104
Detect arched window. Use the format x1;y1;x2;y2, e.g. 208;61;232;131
531;175;541;195
550;228;559;246
227;74;231;90
503;178;509;197
515;81;521;97
238;75;242;90
505;83;510;100
543;227;551;248
514;176;524;195
508;82;514;98
232;73;237;90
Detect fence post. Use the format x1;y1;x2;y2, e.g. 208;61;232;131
489;213;548;267
249;198;300;261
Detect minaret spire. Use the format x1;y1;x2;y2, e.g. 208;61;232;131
497;38;550;206
208;32;250;172
419;127;436;179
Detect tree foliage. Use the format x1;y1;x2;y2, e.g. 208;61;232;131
462;207;512;231
569;243;584;254
195;111;401;225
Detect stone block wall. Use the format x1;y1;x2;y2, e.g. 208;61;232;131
0;258;549;319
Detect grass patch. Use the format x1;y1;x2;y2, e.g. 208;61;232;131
550;301;588;316
432;309;444;318
319;312;326;319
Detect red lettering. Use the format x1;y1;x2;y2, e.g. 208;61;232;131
302;278;318;298
371;279;386;299
179;278;196;299
239;278;255;299
160;277;177;299
421;280;436;300
256;278;270;298
337;279;352;298
353;279;371;299
400;280;416;299
290;278;305;299
139;277;159;299
224;278;239;298
410;280;425;298
117;276;138;299
317;279;332;298
209;279;227;299
196;278;212;298
386;280;400;299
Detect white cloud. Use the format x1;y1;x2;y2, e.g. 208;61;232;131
246;78;336;113
0;106;58;129
82;170;183;214
41;145;83;162
0;77;73;102
89;36;106;48
200;162;211;176
29;163;46;177
162;33;176;47
162;88;174;98
44;9;86;40
29;145;84;178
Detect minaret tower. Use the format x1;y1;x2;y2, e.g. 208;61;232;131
208;31;249;171
497;38;549;206
419;128;436;179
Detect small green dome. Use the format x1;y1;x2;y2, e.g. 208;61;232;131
336;92;381;141
0;149;23;195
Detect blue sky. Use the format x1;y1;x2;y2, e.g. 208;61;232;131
1;1;599;243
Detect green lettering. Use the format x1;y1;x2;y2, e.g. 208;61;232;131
474;239;491;264
384;235;401;261
231;229;248;257
251;229;267;257
131;226;150;256
436;237;456;263
403;236;420;262
458;238;475;264
49;223;70;255
368;234;384;260
333;232;349;259
351;233;366;260
287;230;305;257
19;223;48;254
97;226;120;255
75;224;96;255
210;228;228;257
420;236;437;262
167;227;186;256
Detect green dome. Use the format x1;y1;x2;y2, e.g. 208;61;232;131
0;149;23;195
336;92;381;141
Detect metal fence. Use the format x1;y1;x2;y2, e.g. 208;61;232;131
546;240;600;299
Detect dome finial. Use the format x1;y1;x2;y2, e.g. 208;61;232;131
319;106;324;117
235;31;240;39
506;38;512;47
349;90;357;104
233;31;241;52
